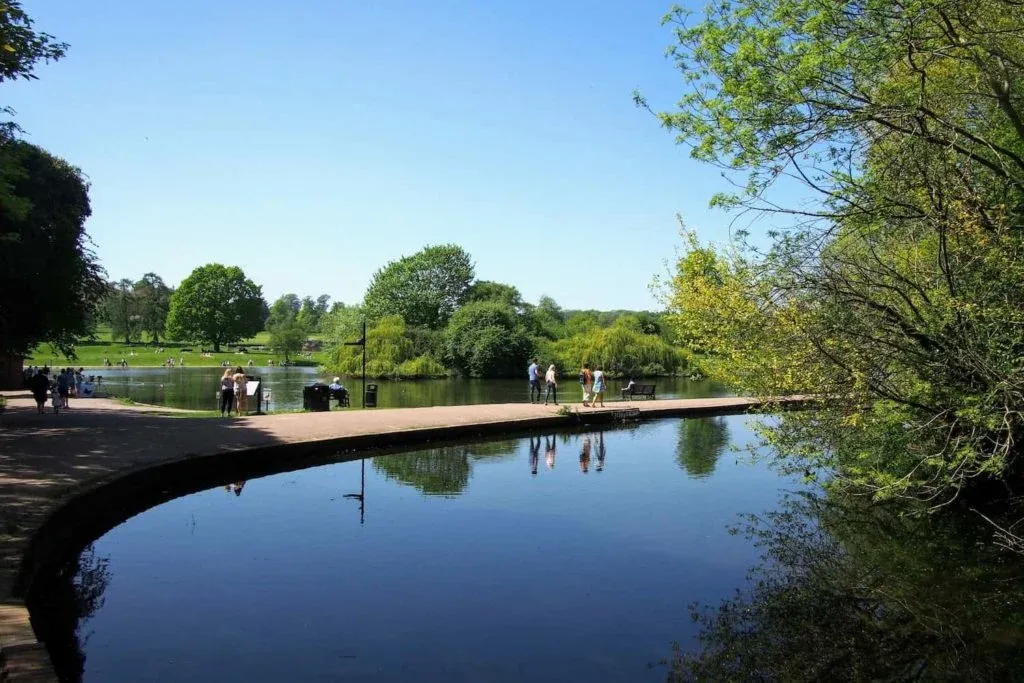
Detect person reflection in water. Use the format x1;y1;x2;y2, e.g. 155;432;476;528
529;436;541;476
596;432;606;472
545;436;557;470
580;434;592;474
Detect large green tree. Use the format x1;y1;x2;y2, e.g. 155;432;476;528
165;264;263;351
102;278;142;344
0;140;104;357
442;301;534;378
648;0;1024;512
265;293;307;362
134;272;172;342
363;244;474;329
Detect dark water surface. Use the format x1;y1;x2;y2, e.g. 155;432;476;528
42;416;796;683
91;367;727;411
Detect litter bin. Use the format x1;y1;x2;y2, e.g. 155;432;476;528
364;383;378;408
303;384;331;412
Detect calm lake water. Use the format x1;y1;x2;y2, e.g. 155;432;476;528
36;416;793;682
90;367;728;411
32;417;1024;682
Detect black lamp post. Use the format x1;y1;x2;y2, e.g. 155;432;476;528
343;320;367;409
342;458;366;524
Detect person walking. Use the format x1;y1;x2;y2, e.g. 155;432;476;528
590;366;606;408
219;368;236;416
527;357;542;403
57;369;71;409
579;363;593;406
543;364;558;405
29;369;49;414
233;366;247;415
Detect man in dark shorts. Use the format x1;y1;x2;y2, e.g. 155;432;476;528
57;369;71;408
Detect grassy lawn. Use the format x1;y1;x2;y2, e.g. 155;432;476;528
27;326;332;368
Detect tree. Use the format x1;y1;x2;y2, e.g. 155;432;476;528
265;293;307;362
330;315;445;379
648;0;1024;512
165;264;263;351
133;273;171;342
464;281;525;312
296;294;330;332
269;319;306;363
0;140;104;357
442;301;534;378
363;244;474;329
102;278;142;344
264;293;300;331
0;1;67;140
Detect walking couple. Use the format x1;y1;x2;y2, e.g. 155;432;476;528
578;363;605;407
527;357;559;405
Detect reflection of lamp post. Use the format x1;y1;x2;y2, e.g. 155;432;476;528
343;320;367;409
342;458;366;524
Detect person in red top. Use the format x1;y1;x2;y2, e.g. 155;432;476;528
579;363;593;406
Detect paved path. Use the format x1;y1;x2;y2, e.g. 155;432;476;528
0;390;778;680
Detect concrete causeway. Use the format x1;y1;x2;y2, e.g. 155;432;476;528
0;391;792;681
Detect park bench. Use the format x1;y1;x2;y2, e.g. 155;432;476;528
329;386;350;408
621;384;656;400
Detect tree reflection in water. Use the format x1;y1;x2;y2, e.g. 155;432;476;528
676;417;729;479
28;544;112;683
373;440;519;496
666;492;1024;682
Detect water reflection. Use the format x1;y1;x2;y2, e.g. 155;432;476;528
675;416;729;479
667;492;1024;681
373;440;519;496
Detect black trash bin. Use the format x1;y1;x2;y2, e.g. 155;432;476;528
364;383;378;408
303;384;330;412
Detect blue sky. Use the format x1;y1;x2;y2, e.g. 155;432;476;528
9;0;751;311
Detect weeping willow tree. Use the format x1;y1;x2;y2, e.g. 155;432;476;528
374;441;518;496
328;315;446;379
645;0;1024;520
539;315;688;378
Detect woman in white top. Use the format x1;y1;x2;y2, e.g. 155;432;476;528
544;364;558;405
590;367;606;407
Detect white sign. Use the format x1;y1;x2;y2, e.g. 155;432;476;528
246;380;260;397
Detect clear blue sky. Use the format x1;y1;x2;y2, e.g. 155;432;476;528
9;0;745;311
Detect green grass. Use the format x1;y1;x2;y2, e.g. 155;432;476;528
27;326;332;368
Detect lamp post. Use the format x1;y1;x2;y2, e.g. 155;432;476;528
342;458;366;524
343;320;367;409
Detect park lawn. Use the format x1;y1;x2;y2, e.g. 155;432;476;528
28;328;332;368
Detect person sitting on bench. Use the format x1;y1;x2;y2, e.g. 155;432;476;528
329;377;349;407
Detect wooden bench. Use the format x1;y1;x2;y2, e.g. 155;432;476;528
621;384;656;400
329;386;350;408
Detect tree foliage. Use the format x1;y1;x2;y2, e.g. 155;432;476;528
0;1;67;140
363;244;474;329
165;264;263;351
0;140;104;357
264;293;308;362
652;0;1024;509
329;315;445;379
442;301;535;378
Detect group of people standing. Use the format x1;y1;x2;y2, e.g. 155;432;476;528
527;358;606;407
219;367;249;416
25;366;93;414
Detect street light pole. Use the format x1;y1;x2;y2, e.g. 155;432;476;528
343;320;367;409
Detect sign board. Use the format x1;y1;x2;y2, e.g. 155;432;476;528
246;380;261;397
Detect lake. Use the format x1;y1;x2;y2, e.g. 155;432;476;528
88;367;728;411
29;416;1024;682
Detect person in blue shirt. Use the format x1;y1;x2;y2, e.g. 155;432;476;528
527;357;542;403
